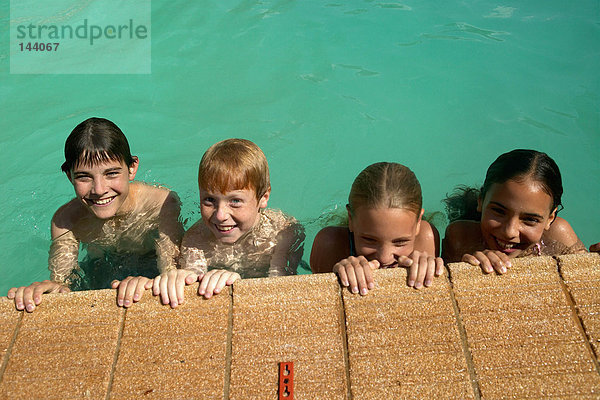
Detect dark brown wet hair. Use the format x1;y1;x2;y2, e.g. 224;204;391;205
61;117;135;173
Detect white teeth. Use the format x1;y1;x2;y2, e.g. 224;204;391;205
496;239;516;249
217;225;235;232
93;197;113;205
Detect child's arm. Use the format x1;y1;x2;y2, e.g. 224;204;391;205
310;227;350;273
269;221;305;276
8;208;76;312
112;190;185;308
155;191;185;272
150;223;209;308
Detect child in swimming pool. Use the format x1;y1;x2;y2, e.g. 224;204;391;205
152;138;304;307
310;162;444;295
7;117;183;311
442;149;587;273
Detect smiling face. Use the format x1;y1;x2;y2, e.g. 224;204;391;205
348;207;422;267
200;187;270;244
68;158;138;219
479;178;556;256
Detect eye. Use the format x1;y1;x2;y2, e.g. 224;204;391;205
74;175;91;182
106;171;120;177
523;216;541;226
490;206;505;215
201;197;215;206
230;198;243;207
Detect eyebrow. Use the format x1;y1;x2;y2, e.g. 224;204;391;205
489;201;544;219
360;234;412;243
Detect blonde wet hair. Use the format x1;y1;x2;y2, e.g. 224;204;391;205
198;138;270;199
348;162;422;218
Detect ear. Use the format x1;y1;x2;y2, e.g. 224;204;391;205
258;188;270;209
346;204;354;232
545;207;557;230
477;195;483;213
66;171;73;183
128;156;139;181
415;208;424;235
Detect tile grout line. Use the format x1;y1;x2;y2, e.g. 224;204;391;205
446;268;482;400
555;256;600;376
223;285;234;400
338;284;353;400
0;310;24;388
104;307;127;400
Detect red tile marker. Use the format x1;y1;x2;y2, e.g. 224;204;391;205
278;362;294;400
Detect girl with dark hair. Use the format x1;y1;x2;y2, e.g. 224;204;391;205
311;162;444;295
442;149;587;274
7;117;184;311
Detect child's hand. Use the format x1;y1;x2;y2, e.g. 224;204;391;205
152;269;200;308
197;269;240;299
111;276;153;308
590;243;600;253
398;250;444;289
7;280;70;312
461;250;511;274
333;256;380;296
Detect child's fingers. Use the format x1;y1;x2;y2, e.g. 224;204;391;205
212;272;232;295
133;278;149;303
22;286;35;312
435;257;445;277
175;271;189;305
13;286;26;310
345;263;360;294
407;254;420;287
110;280;120;289
461;253;481;267
123;278;140;308
7;287;17;299
485;251;507;274
198;271;213;297
398;255;413;268
414;254;429;289
423;257;436;287
201;271;221;298
167;270;179;308
333;264;349;287
184;272;199;285
144;279;153;290
152;275;161;296
226;273;240;285
159;274;170;305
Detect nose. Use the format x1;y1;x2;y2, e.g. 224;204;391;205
91;177;107;195
501;217;519;239
375;245;396;266
213;203;230;222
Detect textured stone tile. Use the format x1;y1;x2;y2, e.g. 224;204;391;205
0;289;122;400
450;256;559;292
110;284;230;400
451;255;600;399
479;372;600;399
343;268;474;399
229;273;347;400
0;298;21;374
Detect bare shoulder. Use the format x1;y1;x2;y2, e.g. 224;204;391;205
415;220;439;256
442;220;481;262
181;219;207;247
135;182;176;205
545;217;580;247
51;199;84;239
310;226;350;273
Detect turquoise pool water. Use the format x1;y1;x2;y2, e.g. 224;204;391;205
1;1;599;295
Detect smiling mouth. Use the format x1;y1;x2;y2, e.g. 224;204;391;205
215;224;237;233
493;237;522;253
87;196;115;206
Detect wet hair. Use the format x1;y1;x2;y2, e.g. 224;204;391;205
444;149;563;222
198;138;270;199
348;162;422;218
61;117;135;173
